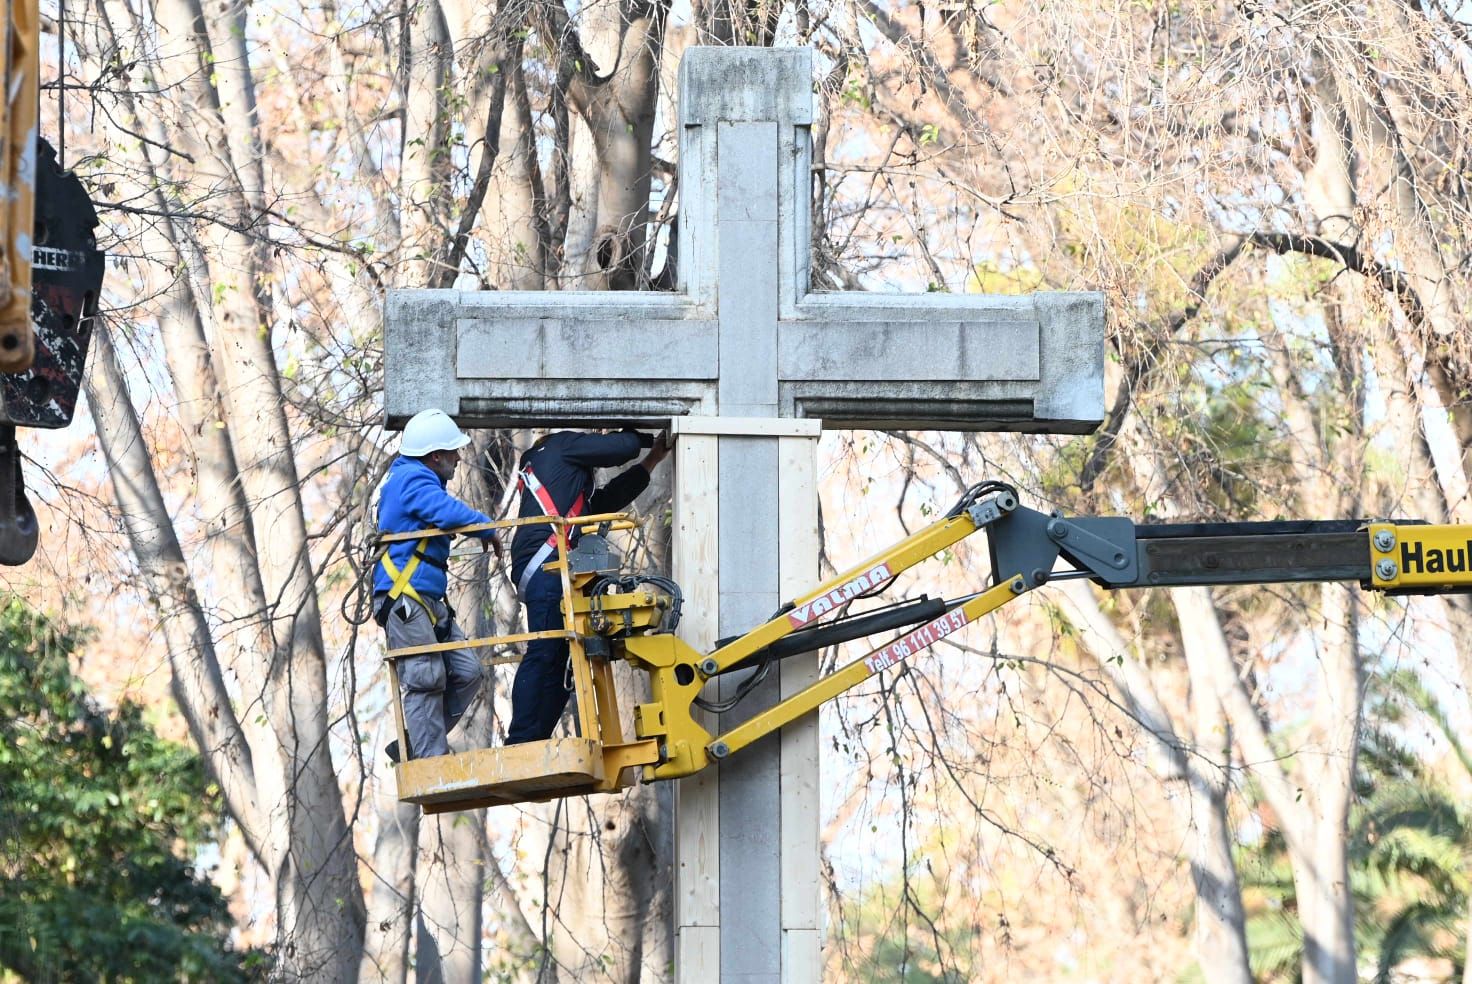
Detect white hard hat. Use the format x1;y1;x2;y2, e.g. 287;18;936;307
400;408;472;457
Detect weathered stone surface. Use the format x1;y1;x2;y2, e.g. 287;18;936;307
387;287;1102;431
383;45;1104;433
716;435;783;982
678;46;813;126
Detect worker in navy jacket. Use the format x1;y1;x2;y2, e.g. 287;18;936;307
506;428;669;743
375;409;502;761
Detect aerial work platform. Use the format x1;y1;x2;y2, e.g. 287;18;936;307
378;512;665;813
395;739;607;814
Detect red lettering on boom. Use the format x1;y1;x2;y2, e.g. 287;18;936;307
788;563;895;628
863;608;972;675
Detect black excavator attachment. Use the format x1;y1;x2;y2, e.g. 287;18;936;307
0;138;105;565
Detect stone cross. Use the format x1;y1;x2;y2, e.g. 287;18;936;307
385;46;1104;984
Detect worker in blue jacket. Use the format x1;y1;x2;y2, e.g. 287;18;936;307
375;408;502;762
506;428;669;743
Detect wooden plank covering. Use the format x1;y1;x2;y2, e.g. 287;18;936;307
778;434;822;984
394;738;604;810
677;926;721;984
674;430;721;980
782;929;821;984
671;415;822;438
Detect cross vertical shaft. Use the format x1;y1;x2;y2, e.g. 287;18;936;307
673;48;821;984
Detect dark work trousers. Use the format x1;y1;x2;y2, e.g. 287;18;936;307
378;593;481;759
506;569;573;743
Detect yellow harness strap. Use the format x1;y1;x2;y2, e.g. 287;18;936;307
379;542;438;626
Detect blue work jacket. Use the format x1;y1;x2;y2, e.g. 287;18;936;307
373;456;495;599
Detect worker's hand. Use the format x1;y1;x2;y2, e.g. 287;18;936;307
483;532;503;560
642;431;671;471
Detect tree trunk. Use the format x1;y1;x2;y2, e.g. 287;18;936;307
1175;579;1362;984
84;322;267;856
561;0;669;289
416;809;486;982
398;0;453;286
90;0;287;864
1319;41;1472;478
416;491;494;984
360;790;421;983
149;0;366;971
1297;584;1362;984
141;219;290;841
1171;589;1254;984
478;57;547;290
1055;580;1251;981
1292;828;1358;984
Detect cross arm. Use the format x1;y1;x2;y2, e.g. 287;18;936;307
384;288;719;429
778;291;1106;431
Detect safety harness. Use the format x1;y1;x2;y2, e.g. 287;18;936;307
375;539;453;640
517;458;585;598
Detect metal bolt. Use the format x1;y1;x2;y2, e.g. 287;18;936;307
1047;520;1068;540
1010;579;1026;594
1373;530;1396;553
710;742;730;759
699;657;719;676
1113;552;1127;568
1376;559;1398;581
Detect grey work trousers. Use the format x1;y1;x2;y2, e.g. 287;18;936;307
379;594;482;759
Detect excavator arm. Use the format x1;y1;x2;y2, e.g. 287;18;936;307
0;0;107;567
382;482;1470;812
1;0;39;372
0;139;104;565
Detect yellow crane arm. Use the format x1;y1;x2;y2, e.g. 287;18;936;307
381;484;1472;813
624;487;1469;783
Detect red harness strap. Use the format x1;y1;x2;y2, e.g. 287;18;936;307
517;465;586;595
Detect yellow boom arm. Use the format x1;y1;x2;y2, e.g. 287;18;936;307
380;484;1470;812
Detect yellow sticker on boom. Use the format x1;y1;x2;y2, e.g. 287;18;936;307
1370;523;1472;591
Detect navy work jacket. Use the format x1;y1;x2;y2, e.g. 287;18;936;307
509;431;650;584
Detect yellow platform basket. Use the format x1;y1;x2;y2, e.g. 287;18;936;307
378;512;664;811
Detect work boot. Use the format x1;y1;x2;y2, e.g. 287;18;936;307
385;739;411;764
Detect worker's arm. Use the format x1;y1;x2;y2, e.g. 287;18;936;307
589;466;650;514
584;430;663;513
400;469;497;541
560;429;648;468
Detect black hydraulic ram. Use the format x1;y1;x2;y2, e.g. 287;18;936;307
719;595;950;674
